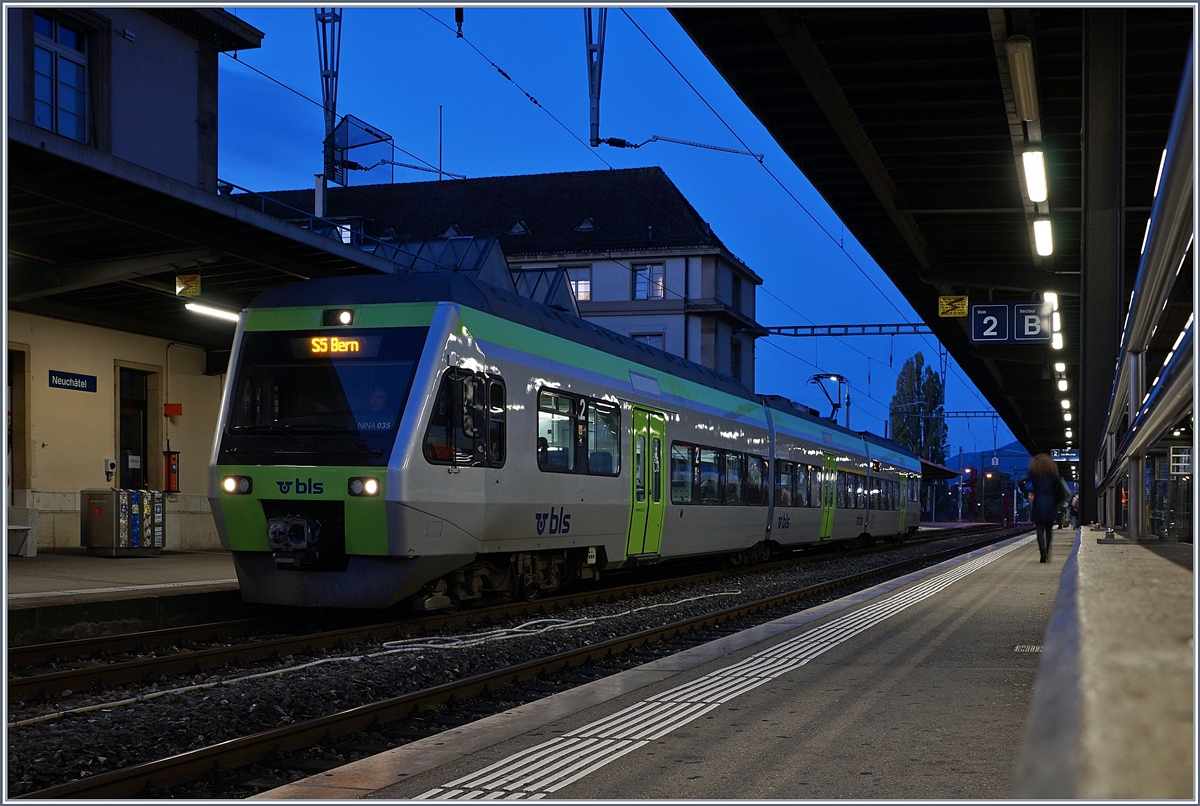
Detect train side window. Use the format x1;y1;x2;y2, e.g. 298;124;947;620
670;443;695;503
423;369;490;467
776;461;793;507
537;390;577;472
836;471;846;509
587;401;620;475
745;455;765;505
487;381;506;466
724;452;743;505
698;447;721;504
856;473;867;509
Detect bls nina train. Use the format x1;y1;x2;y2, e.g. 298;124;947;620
209;272;922;609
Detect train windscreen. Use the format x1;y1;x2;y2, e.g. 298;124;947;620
222;327;428;465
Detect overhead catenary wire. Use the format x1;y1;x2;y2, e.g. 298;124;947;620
620;10;995;415
222;12;988;441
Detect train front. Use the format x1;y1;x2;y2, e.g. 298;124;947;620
209;295;459;608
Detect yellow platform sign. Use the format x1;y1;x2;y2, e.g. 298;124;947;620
939;295;968;317
176;274;202;297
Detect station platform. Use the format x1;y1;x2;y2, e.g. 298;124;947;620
5;550;241;645
249;527;1191;801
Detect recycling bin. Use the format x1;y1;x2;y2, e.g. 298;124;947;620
81;488;164;557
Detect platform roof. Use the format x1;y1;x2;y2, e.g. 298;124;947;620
671;7;1193;453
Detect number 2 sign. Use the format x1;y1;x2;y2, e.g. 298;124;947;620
971;304;1010;343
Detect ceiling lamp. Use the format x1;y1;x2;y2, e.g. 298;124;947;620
1023;150;1048;202
1005;37;1039;121
1054;362;1066;373
185;302;240;322
1058;379;1068;392
1034;218;1054;256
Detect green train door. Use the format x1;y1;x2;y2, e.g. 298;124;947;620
626;408;667;558
819;452;837;539
897;476;910;533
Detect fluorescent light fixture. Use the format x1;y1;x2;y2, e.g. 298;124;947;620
1064;411;1072;422
1022;150;1048;202
1065;428;1073;438
1061;399;1071;409
1054;362;1066;373
1034;219;1053;256
1058;379;1068;391
1053;311;1061;332
185;302;240;322
1052;332;1064;350
1005;37;1039;121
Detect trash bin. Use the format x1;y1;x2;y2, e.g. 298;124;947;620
81;488;164;557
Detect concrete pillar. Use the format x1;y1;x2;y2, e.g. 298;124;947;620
1079;9;1126;526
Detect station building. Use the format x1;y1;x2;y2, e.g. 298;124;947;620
6;8;271;552
250;169;766;390
6;9;767;555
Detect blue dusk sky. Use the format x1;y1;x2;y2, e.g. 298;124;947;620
217;5;1019;461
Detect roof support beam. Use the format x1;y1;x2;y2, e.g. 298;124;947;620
9;248;222;301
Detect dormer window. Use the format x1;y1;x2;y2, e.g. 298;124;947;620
442;224;462;238
575;217;597;232
509;220;529;235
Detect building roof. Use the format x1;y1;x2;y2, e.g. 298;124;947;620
251;167;761;281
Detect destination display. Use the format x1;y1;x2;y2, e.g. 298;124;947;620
290;334;382;358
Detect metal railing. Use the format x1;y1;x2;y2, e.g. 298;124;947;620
1095;41;1194;535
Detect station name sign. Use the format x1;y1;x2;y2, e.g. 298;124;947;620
49;370;97;393
970;302;1052;344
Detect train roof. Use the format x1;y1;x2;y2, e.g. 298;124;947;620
248;272;756;400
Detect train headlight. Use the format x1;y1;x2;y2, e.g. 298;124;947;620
323;309;354;326
222;476;253;495
348;477;380;496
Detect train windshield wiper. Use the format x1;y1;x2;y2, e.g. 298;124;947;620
233;424;321;452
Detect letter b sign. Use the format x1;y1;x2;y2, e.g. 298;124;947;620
1014;303;1052;343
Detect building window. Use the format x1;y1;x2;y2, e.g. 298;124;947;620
730;339;742;381
567;267;592;302
1170;446;1192;475
732;275;742;312
633;264;664;300
33;12;89;143
633;334;664;351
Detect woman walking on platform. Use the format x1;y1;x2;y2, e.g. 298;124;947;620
1025;453;1069;563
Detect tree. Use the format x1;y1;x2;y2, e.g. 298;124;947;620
890;352;947;464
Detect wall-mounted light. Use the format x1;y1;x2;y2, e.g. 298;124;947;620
1022;150;1048;202
185;302;240;322
1034;219;1053;256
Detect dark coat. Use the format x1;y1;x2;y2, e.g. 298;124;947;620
1028;472;1069;523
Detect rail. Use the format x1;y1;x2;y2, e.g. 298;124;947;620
1095;41;1194;532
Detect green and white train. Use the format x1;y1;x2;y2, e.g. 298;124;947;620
209;273;922;609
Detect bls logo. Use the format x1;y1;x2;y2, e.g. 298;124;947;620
275;478;325;495
535;507;571;535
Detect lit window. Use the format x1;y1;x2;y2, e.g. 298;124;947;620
33;13;89;143
633;264;664;300
567;267;591;302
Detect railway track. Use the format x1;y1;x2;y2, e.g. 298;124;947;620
15;525;1026;799
8;526;997;701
